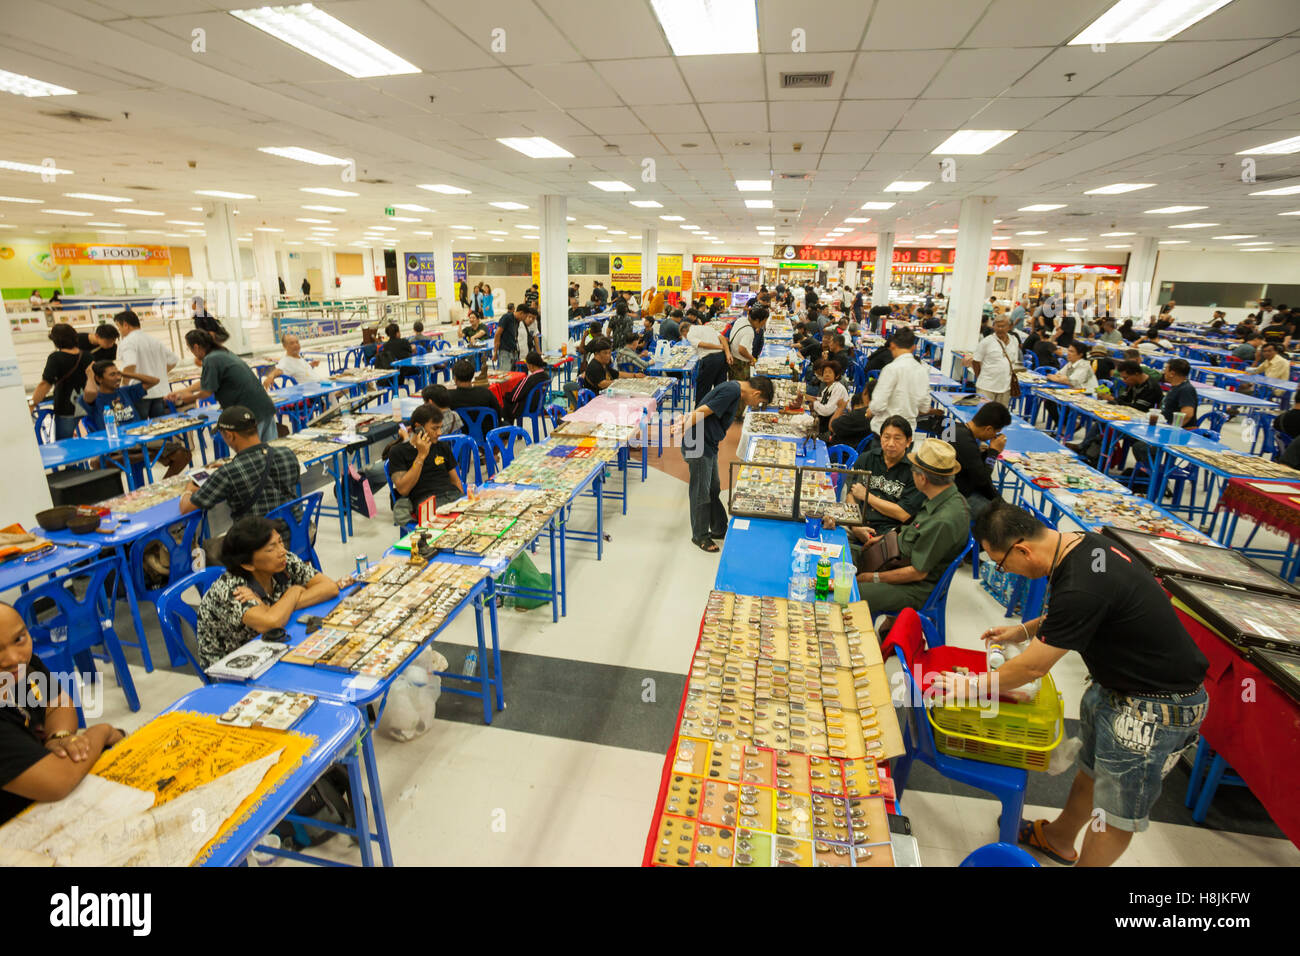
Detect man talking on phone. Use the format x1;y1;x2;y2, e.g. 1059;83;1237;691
387;405;464;525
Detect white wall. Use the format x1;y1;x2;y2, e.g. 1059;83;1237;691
0;315;53;523
1150;249;1300;326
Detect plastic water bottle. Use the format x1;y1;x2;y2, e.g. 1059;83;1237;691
462;650;478;677
789;546;811;602
104;406;119;443
987;643;1008;670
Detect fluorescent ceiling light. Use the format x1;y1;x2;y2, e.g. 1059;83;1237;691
134;230;165;235
391;203;431;212
302;204;346;212
596;239;611;243
1250;185;1300;196
521;235;539;240
1237;241;1271;245
297;217;331;224
515;224;538;230
1059;236;1087;242
194;189;256;199
660;215;684;221
93;229;126;234
0;195;42;204
589;180;634;192
895;239;914;244
608;230;626;235
449;225;473;230
756;226;775;231
1105;244;1132;248
389;216;420;222
64;192;131;203
115;208;164;216
1212;234;1255;239
1018;203;1066;212
650;0;758;56
1241;248;1271;252
916;234;937;239
490;201;528;210
370;226;396;232
679;224;698;230
844;217;870;223
497;137;572;159
861;202;896;210
735;180;771;192
486;230;508;235
1066;248;1088;252
1071;0;1237;46
932;130;1017;155
87;221;123;227
413;230;433;236
1145;205;1207;214
745;199;773;209
566;216;575;221
1278;210;1300;216
254;227;282;232
1021;242;1044;247
1015;230;1047;236
0;68;76;97
418;184;471;195
491;238;504;242
991;235;1010;241
309;227;337;232
584;224;607;230
167;220;203;226
630;200;663;208
885;181;930;192
1100;231;1136;236
300;187;357;197
1158;239;1188;244
1168;222;1218;228
936;228;958;234
191;207;202;211
258;146;349;165
1085;183;1155;194
41;209;92;217
230;4;418;77
0;159;72;175
1237;135;1300;156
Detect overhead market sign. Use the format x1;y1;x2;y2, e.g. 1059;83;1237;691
774;245;1021;268
51;243;171;265
1032;262;1125;275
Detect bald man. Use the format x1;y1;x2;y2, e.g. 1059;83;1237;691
263;333;326;387
0;604;126;824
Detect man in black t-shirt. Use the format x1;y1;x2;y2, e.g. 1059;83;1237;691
829;389;874;449
387;405;463;525
951;402;1010;519
445;359;503;419
967;503;1208;867
0;604;126;824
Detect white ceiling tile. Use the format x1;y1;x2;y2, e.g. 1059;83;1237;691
677;56;767;102
926;48;1043;98
862;0;986;49
833;99;911;130
818;154;870;171
698;101;769;133
496;110;592;137
843;53;944;99
541;0;672;59
758;0;873;52
1028;96;1155;131
962;0;1114;46
824;131;889;153
591;58;692;105
880;129;949;153
893;99;988;129
566;107;648;135
513;62;622;108
421;0;580;64
1011;45;1157;98
1175;0;1300;40
969;96;1071;127
431;68;553;112
1090;41;1271;96
635;104;709;133
771;131;829;153
769;101;839;132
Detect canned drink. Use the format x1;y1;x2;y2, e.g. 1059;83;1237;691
354;554;368;576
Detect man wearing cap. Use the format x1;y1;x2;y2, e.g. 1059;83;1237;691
967;315;1021;406
1088;344;1116;385
179;406;300;534
854;437;971;617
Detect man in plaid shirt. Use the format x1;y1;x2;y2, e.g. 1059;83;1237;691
180;406;299;521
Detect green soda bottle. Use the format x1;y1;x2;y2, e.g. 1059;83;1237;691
814;553;832;601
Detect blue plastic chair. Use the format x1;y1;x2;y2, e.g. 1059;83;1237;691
268;373;298;389
1184;737;1249;823
430;338;449;351
14;558;139;718
122;509;206;667
518;383;552;442
886;609;1028;847
156;567;224;684
827;443;856;492
960;842;1040;867
1001;499;1053;620
855;432;877;455
575;388;596;409
454;407;499;478
1034;365;1058;376
439;433;479;487
917;534;978;646
847;361;866;397
486;425;531;470
265;491;324;571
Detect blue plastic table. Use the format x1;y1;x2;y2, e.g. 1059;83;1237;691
715;516;859;600
1096;420;1228;505
392;346;491;389
645;353;700;414
160;684;373;867
39;434;147;490
0;541;98;597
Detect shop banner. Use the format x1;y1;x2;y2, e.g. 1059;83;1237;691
531;252;540;284
611;253;684;290
51;243;170;266
694;255;760;266
775;244;1021;268
453;252;467;283
1032;262;1124;275
778;261;819;271
405;252;436;299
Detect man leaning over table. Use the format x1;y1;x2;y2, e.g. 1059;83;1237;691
114;309;178;419
952;501;1208;867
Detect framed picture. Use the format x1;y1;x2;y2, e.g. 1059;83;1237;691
1249;648;1300;704
1102;527;1299;598
993;277;1009;292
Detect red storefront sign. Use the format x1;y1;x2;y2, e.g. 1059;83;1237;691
774;245;1021;268
1031;262;1125;275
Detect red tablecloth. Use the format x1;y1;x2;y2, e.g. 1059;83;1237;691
1218;476;1300;539
1173;606;1300;847
487;372;525;408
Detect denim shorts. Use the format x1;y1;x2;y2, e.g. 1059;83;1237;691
1076;682;1208;833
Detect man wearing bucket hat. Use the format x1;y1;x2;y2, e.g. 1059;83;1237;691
854;437;971;618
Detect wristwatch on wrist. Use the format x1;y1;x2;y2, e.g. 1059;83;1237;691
46;730;75;742
872;572;881;584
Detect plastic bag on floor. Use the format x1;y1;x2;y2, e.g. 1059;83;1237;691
1047;735;1083;776
378;648;447;742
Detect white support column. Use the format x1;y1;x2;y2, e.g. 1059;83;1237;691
431;228;454;326
641;228;659;303
1121;237;1159;322
872;230;895;309
0;317;52;521
682;251;693;305
251;233;280;333
202;201;251;352
539;194;568;350
945;197;996;367
320;246;337;298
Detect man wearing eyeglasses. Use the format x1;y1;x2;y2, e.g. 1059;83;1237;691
955;501;1208;868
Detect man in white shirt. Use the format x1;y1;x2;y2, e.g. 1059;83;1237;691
1246;343;1290;381
680;314;732;395
869;328;932;436
114;308;179;418
968;316;1021;406
263;333;327;387
727;305;768;380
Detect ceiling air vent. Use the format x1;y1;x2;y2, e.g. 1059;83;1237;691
780;71;833;89
779;172;811;181
38;108;109;123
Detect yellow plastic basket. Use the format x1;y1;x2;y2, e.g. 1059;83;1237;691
928;672;1064;771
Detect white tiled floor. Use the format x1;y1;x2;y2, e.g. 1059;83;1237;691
82;417;1300;866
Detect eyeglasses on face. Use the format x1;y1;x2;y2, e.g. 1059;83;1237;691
994;538;1025;573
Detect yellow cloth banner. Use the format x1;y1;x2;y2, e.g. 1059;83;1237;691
50;243;171;266
611;253;682;290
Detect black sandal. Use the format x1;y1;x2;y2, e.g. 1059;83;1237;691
693;537;720;553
